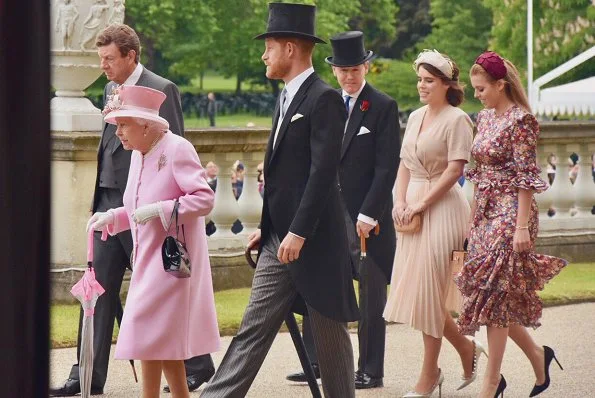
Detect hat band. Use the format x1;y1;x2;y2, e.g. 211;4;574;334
119;104;160;115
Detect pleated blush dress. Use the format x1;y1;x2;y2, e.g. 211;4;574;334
383;105;473;338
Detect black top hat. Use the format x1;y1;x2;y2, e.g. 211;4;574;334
325;31;376;67
254;2;326;44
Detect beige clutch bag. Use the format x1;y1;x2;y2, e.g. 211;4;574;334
395;213;422;233
450;239;469;274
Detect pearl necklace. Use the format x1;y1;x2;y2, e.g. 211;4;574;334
143;132;164;156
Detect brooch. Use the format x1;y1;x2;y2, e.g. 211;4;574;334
157;152;167;171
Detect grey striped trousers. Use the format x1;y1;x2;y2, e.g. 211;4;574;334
201;232;355;398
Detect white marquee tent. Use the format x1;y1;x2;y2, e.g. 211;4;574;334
535;75;595;117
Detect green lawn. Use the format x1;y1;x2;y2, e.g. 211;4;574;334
181;71;268;94
185;113;272;129
539;263;595;305
50;262;594;349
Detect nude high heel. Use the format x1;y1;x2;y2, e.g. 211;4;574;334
402;369;444;398
457;339;488;390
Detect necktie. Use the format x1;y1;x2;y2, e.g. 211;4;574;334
280;88;288;119
344;95;351;114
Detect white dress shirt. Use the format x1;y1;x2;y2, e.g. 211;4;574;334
273;66;314;148
123;63;144;86
341;80;378;227
342;80;366;120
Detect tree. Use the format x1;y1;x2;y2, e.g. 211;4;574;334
485;0;595;86
208;0;397;94
125;0;218;83
367;58;419;110
348;0;399;52
379;0;432;59
415;0;492;80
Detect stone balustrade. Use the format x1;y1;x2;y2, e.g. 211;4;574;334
50;121;595;302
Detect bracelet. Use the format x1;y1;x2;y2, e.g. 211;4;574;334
516;225;529;230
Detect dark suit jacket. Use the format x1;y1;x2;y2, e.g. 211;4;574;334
339;82;400;282
91;67;185;212
261;73;359;323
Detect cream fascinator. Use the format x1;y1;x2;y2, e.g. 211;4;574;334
413;49;454;80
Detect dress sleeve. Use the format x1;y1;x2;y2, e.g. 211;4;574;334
510;113;548;193
447;112;473;162
106;207;130;235
159;138;215;228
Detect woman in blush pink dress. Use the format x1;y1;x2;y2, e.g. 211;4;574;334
456;52;567;397
87;85;220;397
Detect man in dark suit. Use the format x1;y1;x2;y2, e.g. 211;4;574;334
206;92;216;127
286;31;400;390
201;4;359;398
49;23;214;396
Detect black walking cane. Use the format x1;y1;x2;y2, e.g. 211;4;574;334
245;245;322;398
358;224;380;373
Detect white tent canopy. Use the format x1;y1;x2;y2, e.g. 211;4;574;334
529;46;595;118
535;76;595;117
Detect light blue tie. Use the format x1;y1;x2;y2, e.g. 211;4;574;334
280;88;288;119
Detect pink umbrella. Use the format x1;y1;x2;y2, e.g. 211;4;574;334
70;230;105;398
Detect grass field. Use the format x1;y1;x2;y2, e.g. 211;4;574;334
185;114;272;129
50;262;594;349
180;71;268;94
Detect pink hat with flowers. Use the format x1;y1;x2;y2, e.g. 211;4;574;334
103;85;169;130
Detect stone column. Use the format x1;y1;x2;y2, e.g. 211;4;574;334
573;144;595;218
536;145;554;220
237;154;265;236
550;145;575;218
51;0;124;131
207;154;243;249
51;133;100;267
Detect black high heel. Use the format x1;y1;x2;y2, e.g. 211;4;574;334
494;374;507;397
529;346;563;397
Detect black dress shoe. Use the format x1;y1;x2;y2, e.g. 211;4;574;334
49;378;104;396
354;372;383;389
163;368;215;393
286;363;321;383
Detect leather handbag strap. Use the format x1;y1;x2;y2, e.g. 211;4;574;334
166;199;186;243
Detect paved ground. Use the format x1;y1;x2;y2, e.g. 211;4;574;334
50;302;595;397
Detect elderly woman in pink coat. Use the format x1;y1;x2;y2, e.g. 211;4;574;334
87;85;220;397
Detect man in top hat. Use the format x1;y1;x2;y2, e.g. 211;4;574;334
201;3;359;398
285;31;400;390
49;23;215;396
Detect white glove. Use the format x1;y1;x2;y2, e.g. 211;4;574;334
86;211;115;232
132;202;161;225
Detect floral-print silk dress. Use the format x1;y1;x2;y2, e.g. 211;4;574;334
455;106;567;335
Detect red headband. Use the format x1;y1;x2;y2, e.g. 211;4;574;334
475;51;507;80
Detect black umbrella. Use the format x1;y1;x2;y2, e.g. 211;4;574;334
358;224;380;372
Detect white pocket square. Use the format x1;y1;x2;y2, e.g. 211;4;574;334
357;126;371;136
290;113;304;122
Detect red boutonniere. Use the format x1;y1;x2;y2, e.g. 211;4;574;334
360;100;370;112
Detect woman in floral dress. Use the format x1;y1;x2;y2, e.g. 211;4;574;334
456;51;567;397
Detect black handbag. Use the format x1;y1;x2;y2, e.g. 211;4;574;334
161;199;191;278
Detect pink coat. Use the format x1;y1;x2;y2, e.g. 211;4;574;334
107;132;220;360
